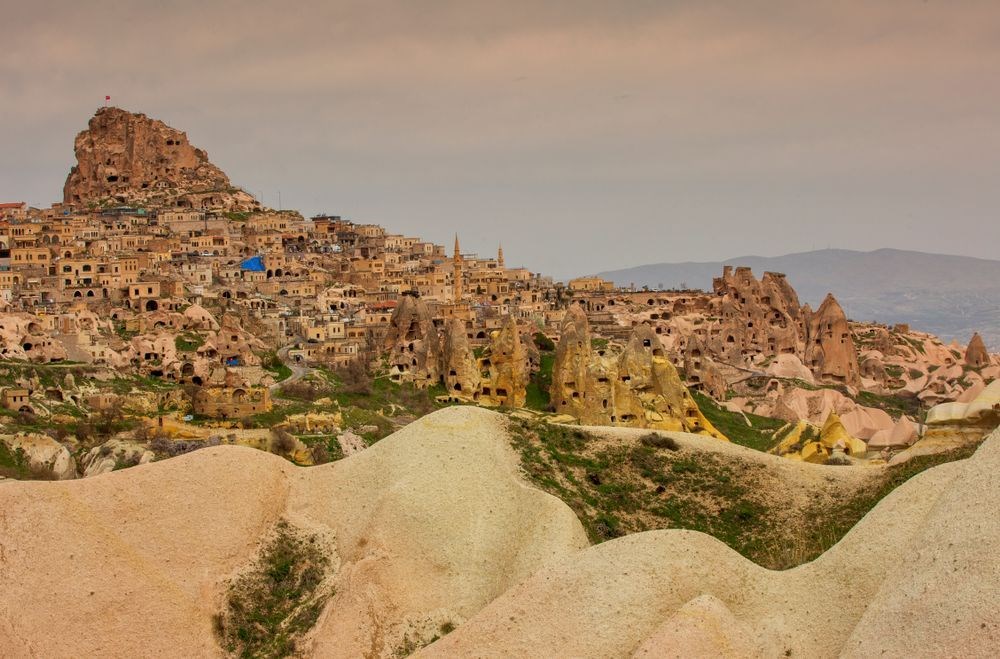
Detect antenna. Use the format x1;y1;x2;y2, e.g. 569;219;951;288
278;191;282;211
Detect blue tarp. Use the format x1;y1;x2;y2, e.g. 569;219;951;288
240;255;266;272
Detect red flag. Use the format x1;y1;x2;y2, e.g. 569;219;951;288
105;95;111;101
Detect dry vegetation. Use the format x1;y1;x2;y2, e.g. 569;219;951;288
508;417;981;570
214;521;333;658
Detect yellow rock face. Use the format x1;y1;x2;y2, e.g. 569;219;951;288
550;313;727;440
773;413;867;462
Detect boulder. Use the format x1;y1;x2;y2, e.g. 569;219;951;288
1;433;77;480
81;439;155;477
965;332;991;368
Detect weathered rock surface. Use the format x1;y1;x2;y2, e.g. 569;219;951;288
805;293;861;388
63;106;257;210
440;318;480;397
2;408;998;657
80;438;155;477
0;433;76;479
551;313;724;438
926;379;1000;427
477;316;529;408
384;294;441;387
551;304;592;420
0;407;586;657
965;332;991;368
423;426;1000;657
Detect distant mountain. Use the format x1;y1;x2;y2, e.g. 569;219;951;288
596;248;1000;350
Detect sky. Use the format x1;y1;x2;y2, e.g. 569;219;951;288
2;0;999;279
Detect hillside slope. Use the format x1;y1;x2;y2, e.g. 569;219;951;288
1;408;997;657
424;426;1000;657
597;248;1000;349
0;407;587;658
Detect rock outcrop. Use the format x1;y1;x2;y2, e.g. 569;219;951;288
63;106;257;210
0;433;76;479
682;336;729;400
965;332;991;368
80;439;155;477
709;267;804;362
805;294;861;388
384;294;441;387
926;379;1000;427
477;316;529;408
551;314;725;438
440;318;480;396
3;408;999;656
0;407;587;657
866;415;920;453
550;305;593;420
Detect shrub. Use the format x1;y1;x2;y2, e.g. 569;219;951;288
278;380;325;401
48;427;70;443
75;422;95;442
533;332;555;352
271;428;297;455
335;359;372;395
215;521;331;657
639;432;679;451
309;443;330;465
824;455;853;466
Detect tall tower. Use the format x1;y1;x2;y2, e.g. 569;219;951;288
453;234;463;301
497;243;505;269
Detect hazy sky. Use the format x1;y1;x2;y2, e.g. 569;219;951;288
2;1;999;278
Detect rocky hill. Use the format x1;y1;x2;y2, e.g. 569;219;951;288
597;248;1000;350
63;106;257;211
1;407;997;657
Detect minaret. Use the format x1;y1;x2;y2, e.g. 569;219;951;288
497;243;505;269
453;234;463;301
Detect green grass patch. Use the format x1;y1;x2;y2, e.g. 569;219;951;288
509;416;983;570
854;389;923;419
175;333;205;352
261;351;293;382
525;351;554;412
0;442;31;479
690;391;786;452
214;521;332;658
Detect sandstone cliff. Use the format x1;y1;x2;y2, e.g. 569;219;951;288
551;312;724;438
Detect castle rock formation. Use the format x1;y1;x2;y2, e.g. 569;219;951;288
63;107;257;211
